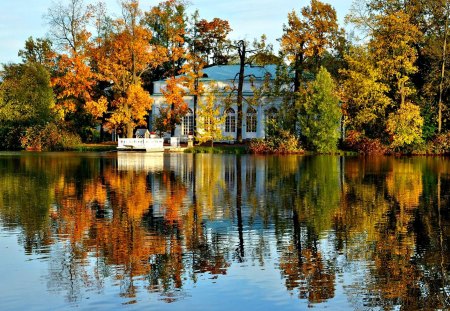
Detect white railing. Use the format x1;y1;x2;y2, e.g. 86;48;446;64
118;138;164;151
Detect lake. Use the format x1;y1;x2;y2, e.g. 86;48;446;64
0;152;449;310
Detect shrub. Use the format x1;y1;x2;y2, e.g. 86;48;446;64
20;123;81;151
431;132;450;154
0;125;24;150
344;130;388;155
249;130;303;154
413;132;450;155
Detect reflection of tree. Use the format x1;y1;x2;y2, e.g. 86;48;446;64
0;170;54;254
274;156;338;304
338;157;450;310
2;153;450;309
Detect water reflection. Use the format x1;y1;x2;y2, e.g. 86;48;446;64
0;153;449;309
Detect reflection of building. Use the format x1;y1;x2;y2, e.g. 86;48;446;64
117;152;165;171
151;65;281;141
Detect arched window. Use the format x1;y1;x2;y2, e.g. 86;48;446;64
265;107;278;121
246;107;257;133
182;108;194;135
225;108;236;133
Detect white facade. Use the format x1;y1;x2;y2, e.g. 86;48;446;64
151;65;281;141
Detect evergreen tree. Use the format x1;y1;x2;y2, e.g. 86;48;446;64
298;67;341;152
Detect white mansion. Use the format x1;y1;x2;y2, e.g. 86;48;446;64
150;64;280;141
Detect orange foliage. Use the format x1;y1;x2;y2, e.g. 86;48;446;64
52;53;97;118
279;244;335;303
96;1;167;137
85;96;108;119
108;83;153;137
160;76;189;131
194;18;231;65
145;0;186;75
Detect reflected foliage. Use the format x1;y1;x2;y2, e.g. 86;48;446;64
0;153;449;308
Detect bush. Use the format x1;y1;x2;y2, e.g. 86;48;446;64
0;125;24;150
344;130;388;155
431;132;450;154
412;132;450;155
20;123;81;151
249;130;303;154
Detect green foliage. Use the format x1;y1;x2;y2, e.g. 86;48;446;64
298;67;341;152
0;125;24;150
386;102;424;150
250;121;303;154
0;62;54;126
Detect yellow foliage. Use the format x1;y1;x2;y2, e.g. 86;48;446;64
386;102;423;149
85;96;108;119
196;88;226;146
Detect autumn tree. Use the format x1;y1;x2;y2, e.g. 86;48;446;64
340;46;392;138
280;0;339;93
298;67;341;152
158;76;189;136
191;16;232;66
98;0;167;137
180;52;206;136
144;0;188;79
229;36;273;142
386;102;423;150
370;11;421;108
45;0;99;136
196;87;226;146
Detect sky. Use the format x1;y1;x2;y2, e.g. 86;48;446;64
0;0;353;64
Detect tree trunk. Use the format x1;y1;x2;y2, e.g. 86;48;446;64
236;41;246;143
126;123;134;138
438;3;449;133
236;156;244;261
194;78;198;137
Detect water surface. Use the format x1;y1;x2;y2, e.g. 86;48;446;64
0;152;449;310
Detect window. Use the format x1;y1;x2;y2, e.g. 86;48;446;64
265;107;278;121
182;109;194;135
246;107;257;133
225;108;236;133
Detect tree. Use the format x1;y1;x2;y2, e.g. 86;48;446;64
280;0;339;93
386;102;423;150
0;62;54;126
180;52;206;136
370;11;421;108
46;0;100;135
159;76;189;135
196;87;226;146
340;46;392;137
191;17;232;66
18;37;56;69
298;67;341;152
229;36;273;142
0;62;56;150
98;0;167;137
144;0;188;79
45;0;93;54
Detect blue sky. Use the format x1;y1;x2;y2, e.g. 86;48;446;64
0;0;353;64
